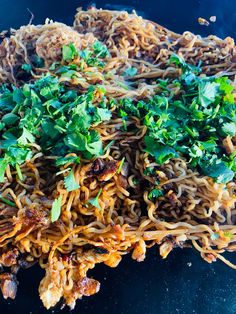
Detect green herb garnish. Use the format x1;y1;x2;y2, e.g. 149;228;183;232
64;170;80;192
117;54;236;183
51;195;62;222
88;188;102;209
62;43;78;62
0;195;16;207
148;188;164;200
117;157;125;174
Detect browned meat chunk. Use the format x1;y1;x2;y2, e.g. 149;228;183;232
0;273;18;299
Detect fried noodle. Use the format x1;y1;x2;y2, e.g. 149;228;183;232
0;7;235;309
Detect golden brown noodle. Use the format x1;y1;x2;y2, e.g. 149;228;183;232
0;7;235;310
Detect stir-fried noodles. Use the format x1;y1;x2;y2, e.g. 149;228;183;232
0;7;235;309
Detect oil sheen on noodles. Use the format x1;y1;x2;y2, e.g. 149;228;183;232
0;7;235;310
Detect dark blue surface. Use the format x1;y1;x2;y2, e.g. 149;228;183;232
0;1;236;313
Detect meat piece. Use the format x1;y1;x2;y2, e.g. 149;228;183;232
18;257;36;269
159;241;173;259
76;277;100;296
132;239;146;262
98;160;118;181
201;253;217;263
23;208;49;227
198;17;210;26
104;252;122;267
88;158;119;181
90;158;105;175
0;273;18;299
39;269;63;310
0;248;19;267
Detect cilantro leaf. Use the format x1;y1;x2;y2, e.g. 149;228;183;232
0;195;16;207
0;158;8;182
31;54;45;68
6;146;33;165
51;195;62;222
64;170;80;192
88;188;102;209
96;108;112;121
65;133;87;151
62;43;78;62
169;53;199;74
148;188;164;200
92;41;109;58
65;131;103;157
2;113;19;125
21;63;32;73
217;77;234;103
144;136;178;164
123;67;137;77
117;157;125;174
201;160;234;184
86;134;103;156
0;93;14;111
56;156;80;166
222;122;236;137
198;81;219;107
18;128;35;145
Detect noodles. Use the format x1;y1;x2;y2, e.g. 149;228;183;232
0;7;235;310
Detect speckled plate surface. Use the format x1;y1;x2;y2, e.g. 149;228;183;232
0;1;236;313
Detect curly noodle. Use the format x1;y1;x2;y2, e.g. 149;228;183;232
0;7;235;310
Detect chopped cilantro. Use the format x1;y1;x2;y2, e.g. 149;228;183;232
18;128;35;145
0;158;8;182
117;157;125;174
123;67;137;77
92;41;110;58
148;188;164;200
198;81;219;108
2;113;19;125
79;41;109;67
117;54;236;183
103;140;115;152
144;167;155;176
88;188;102;209
201;160;234;184
64;170;80;192
62;43;78;62
51;195;62;222
0;195;16;207
16;163;23;181
56;156;80;166
222;122;236;137
144;137;178;164
0;69;112;180
21;63;32;73
224;231;233;239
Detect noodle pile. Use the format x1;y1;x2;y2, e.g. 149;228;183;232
0;7;235;310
